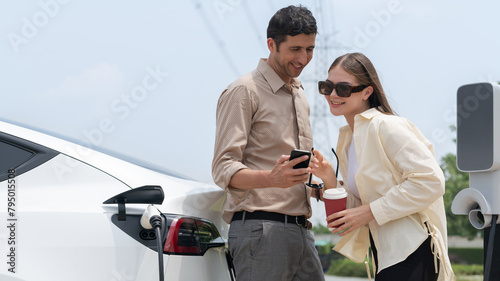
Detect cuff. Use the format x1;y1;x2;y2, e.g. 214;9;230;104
370;199;390;226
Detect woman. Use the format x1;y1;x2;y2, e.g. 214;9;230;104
311;53;454;281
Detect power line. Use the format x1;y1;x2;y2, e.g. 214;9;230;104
192;0;241;78
305;0;351;167
241;1;267;53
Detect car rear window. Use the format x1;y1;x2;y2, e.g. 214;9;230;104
0;133;59;182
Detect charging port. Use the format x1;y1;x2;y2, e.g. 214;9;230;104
140;229;156;240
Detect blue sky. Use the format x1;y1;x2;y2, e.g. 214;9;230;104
2;0;500;200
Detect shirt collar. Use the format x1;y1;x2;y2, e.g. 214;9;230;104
356;107;382;120
339;107;382;134
339;107;383;134
339;124;351;134
257;58;303;94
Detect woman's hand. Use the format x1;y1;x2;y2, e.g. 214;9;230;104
326;204;375;236
310;149;337;189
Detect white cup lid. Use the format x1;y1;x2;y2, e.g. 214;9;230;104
323;187;347;199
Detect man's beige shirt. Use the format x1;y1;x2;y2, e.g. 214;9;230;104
212;59;314;224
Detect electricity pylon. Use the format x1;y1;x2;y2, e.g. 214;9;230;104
303;1;352;174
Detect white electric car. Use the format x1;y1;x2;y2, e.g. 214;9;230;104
0;120;234;281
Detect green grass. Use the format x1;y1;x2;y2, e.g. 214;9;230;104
456;276;482;281
326;258;374;278
451;264;483;276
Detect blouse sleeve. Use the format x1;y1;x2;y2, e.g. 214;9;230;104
369;118;445;225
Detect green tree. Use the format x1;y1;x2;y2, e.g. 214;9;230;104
440;126;481;239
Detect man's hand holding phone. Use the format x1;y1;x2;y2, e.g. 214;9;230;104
289;149;312;169
266;149;311;188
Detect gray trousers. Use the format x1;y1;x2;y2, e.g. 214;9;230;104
228;217;325;281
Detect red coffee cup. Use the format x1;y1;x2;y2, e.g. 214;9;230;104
323;188;347;230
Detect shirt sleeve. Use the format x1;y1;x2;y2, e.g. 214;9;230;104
211;85;256;190
369;118;445;226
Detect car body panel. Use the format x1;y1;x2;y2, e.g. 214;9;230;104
0;121;232;281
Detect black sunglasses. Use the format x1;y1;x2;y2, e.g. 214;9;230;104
318;80;368;97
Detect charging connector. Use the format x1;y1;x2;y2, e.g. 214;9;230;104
141;205;162;229
141;204;165;281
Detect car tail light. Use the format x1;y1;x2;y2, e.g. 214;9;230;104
163;216;225;256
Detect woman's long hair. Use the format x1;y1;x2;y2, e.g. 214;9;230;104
328;53;394;115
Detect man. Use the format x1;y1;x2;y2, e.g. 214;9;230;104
212;5;325;281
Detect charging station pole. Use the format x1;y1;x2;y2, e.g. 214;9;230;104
484;219;500;279
451;82;500;281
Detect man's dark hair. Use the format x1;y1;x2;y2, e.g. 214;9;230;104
267;5;317;50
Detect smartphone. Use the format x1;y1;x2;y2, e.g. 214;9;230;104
289;149;311;169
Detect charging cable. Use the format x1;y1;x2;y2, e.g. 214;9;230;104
141;205;165;281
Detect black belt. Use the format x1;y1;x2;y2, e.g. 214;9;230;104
231;211;310;229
